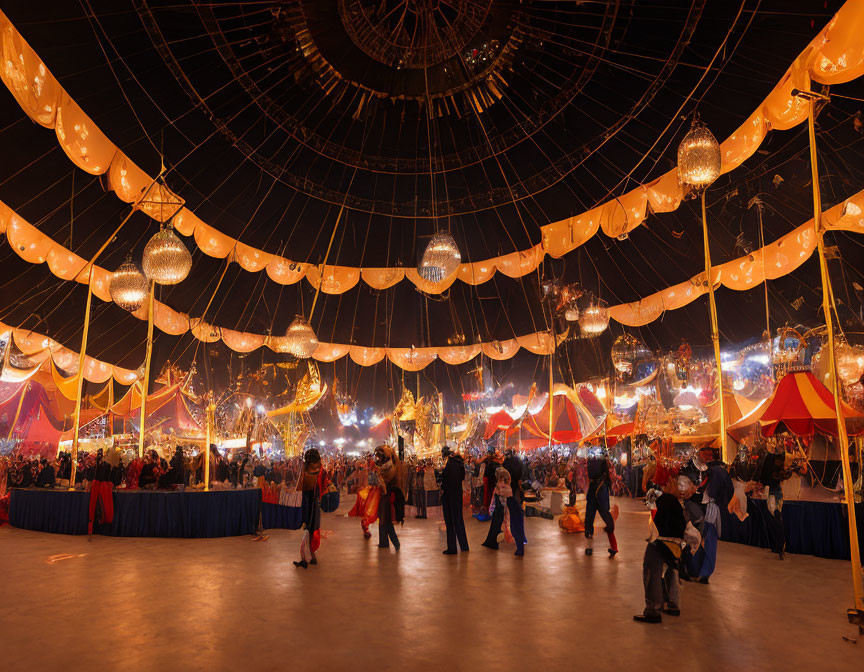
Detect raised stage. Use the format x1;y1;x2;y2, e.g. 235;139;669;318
8;488;307;538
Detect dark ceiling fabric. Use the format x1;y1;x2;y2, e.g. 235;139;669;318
0;1;861;407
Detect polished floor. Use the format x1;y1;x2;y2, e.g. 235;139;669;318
0;497;860;671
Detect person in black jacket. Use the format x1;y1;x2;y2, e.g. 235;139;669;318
441;446;469;554
634;464;686;624
502;449;524;502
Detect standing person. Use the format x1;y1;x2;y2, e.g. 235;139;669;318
441;446;469;554
634;465;687;624
502;449;524;502
584;447;619;557
374;445;403;550
88;449;115;535
482;467;527;556
682;447;732;584
757;444;805;560
294;448;330;569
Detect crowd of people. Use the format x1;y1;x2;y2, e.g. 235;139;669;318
0;434;824;626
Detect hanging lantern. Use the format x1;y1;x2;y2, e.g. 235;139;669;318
810;348;831;386
564;305;580;322
418;232;461;282
109;255;149;312
579;298;609;336
836;341;864;384
284;315;319;359
677;118;721;189
611;334;641;375
142;226;192;285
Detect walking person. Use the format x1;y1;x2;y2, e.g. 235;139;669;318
440;446;469;554
294;449;330;569
374;445;403;551
583;447;618;557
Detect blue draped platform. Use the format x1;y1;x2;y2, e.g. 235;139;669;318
9;488;310;538
720;498;864;560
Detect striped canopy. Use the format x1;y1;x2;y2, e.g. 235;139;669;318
727;371;864;439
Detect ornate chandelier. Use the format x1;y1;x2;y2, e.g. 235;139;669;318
109;256;149;312
418;232;461;282
142;226;192;285
677;118;721;190
611;333;642;375
835;340;864;384
579;299;609;337
284;315;319;359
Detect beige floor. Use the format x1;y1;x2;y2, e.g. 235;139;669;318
0;497;860;671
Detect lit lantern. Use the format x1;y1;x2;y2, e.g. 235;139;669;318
836;341;864;384
579;299;609;336
564;305;580;322
677;118;721;189
284;315;319;359
142;226;192;285
109;255;149;311
611;333;641;375
418;232;461;282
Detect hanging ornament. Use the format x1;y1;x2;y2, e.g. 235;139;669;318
611;334;641;376
836;340;864;384
418;232;461;282
579;298;609;336
564;305;580;322
284;315;319;359
677;118;721;190
109;255;149;312
142;226;192;285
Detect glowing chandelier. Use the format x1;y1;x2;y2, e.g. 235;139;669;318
142;225;192;285
579;298;609;336
284;315;319;359
418;232;461;282
677;117;721;190
109;255;149;312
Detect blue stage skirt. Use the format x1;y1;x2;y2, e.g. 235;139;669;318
9;487;316;538
721;498;864;560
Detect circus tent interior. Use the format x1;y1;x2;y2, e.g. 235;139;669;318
1;1;864;668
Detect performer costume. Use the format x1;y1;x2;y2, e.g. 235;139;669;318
441;447;469;554
348;485;381;538
477;448;502;519
681;448;732;583
374;445;404;550
584;450;618;557
294;449;330;569
482;467;527;555
88;449;117;534
635;464;688;624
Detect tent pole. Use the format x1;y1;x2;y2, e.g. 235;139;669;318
68;173;162;487
806;95;864;612
137;282;156;458
203;399;213;491
700;191;729;463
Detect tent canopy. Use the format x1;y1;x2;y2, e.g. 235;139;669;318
727;371;864;439
510;384;605;450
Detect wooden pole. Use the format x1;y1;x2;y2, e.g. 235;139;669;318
204;401;213;491
137;283;156;458
806;99;864;611
700;192;729;463
68;173;162;487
